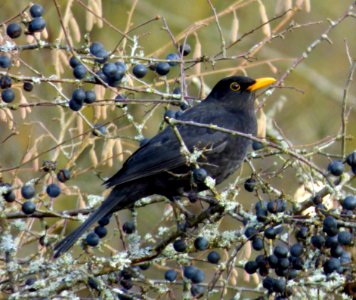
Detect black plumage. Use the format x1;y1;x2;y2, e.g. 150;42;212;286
53;75;275;258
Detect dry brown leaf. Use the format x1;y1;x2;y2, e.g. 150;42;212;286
89;146;98;168
114;139;124;162
69;17;81;43
257;108;267;138
19;90;31;119
258;0;271;37
230;267;238;286
76;115;84;138
101;139;115;168
86;1;94;31
193;33;201;75
230;10;239;43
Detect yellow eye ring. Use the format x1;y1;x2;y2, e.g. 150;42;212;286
230;82;240;91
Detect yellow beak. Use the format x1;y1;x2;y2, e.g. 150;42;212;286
247;77;276;92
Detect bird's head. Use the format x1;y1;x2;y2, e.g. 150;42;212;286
208;76;276;111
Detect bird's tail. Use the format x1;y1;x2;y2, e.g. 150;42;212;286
53;187;126;258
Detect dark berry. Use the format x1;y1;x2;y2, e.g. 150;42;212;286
92;124;107;136
28;17;46;33
311;235;325;249
73;64;87;79
86;232;100;247
115;61;127;73
122;221;135;234
312;195;323;205
120;268;133;279
194;236;208;251
25;277;37;291
267;254;278;268
278;257;290;269
183;265;198;279
88;277;99;290
342;195;356;210
262;276;275;292
164;269;177;282
6;23;22;39
22;201;36;215
57;169;71;182
325;235;338;249
340;251;351;264
193;168;208;183
94;49;108;63
323;216;338;236
83;90;96;104
290;243;303;257
173;239;187;252
190;284;205;298
166;53;180;66
330;244;344;258
69;56;81;68
156;62;170;76
94;226;107;238
207;251;220;264
23;82;34;92
256;208;268;222
132;64;147;78
120;279;133;290
164;110;176;119
267;199;286;213
290;256;304;270
89;42;104;56
244;227;257;239
2;185;16;203
264;226;277;239
98;214;111;226
138;263;150;271
180;102;189;111
244;261;258;274
21;185;35;199
327;160;344;176
25;277;36;286
191;269;205;284
296;226;309;240
30;4;44;17
252;141;264;150
252;237;264;251
103;62;118;78
337;231;352;245
95;70;108;84
69;99;83;111
244;178;256;192
173;87;181;95
0;75;12;88
274;245;288;258
72;88;86;103
323;257;340;274
346;151;356;167
46;183;61;198
273;279;286;293
179;43;191;56
0;56;11;68
1;88;15;103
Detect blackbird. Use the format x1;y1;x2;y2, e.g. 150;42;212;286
53;75;275;258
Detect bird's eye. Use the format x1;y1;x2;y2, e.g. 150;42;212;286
230;82;240;91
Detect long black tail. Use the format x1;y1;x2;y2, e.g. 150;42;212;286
53;187;128;258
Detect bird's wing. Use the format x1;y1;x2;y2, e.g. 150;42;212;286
104;105;230;188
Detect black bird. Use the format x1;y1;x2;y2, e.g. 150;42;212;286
53;75;275;258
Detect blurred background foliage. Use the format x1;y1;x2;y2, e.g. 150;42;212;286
0;1;355;297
